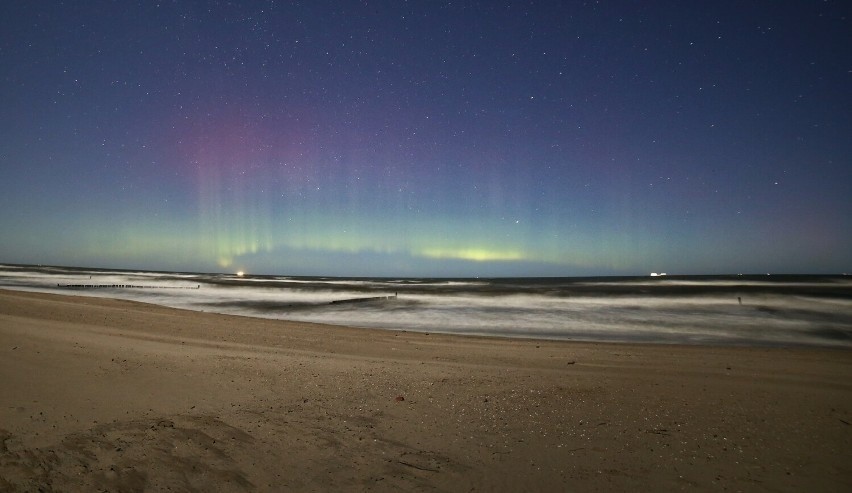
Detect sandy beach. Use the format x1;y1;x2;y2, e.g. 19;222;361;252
1;288;850;491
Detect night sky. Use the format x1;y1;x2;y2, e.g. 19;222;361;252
1;1;850;277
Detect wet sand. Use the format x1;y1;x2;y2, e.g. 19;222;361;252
1;288;851;491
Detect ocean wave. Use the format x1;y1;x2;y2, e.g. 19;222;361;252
1;264;850;348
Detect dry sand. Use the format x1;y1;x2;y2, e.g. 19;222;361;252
1;288;850;492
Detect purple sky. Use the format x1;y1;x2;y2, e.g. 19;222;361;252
1;1;850;276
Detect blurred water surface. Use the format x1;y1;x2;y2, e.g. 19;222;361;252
2;264;850;347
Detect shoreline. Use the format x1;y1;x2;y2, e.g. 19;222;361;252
2;288;851;491
4;285;850;350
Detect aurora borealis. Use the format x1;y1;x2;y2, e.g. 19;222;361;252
1;1;850;277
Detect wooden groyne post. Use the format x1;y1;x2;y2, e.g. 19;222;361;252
57;284;200;289
329;293;398;305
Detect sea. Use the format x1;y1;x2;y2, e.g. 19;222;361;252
1;264;851;348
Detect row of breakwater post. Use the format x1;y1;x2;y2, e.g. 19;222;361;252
57;284;200;289
328;293;398;305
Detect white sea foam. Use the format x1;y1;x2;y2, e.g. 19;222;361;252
1;265;850;347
